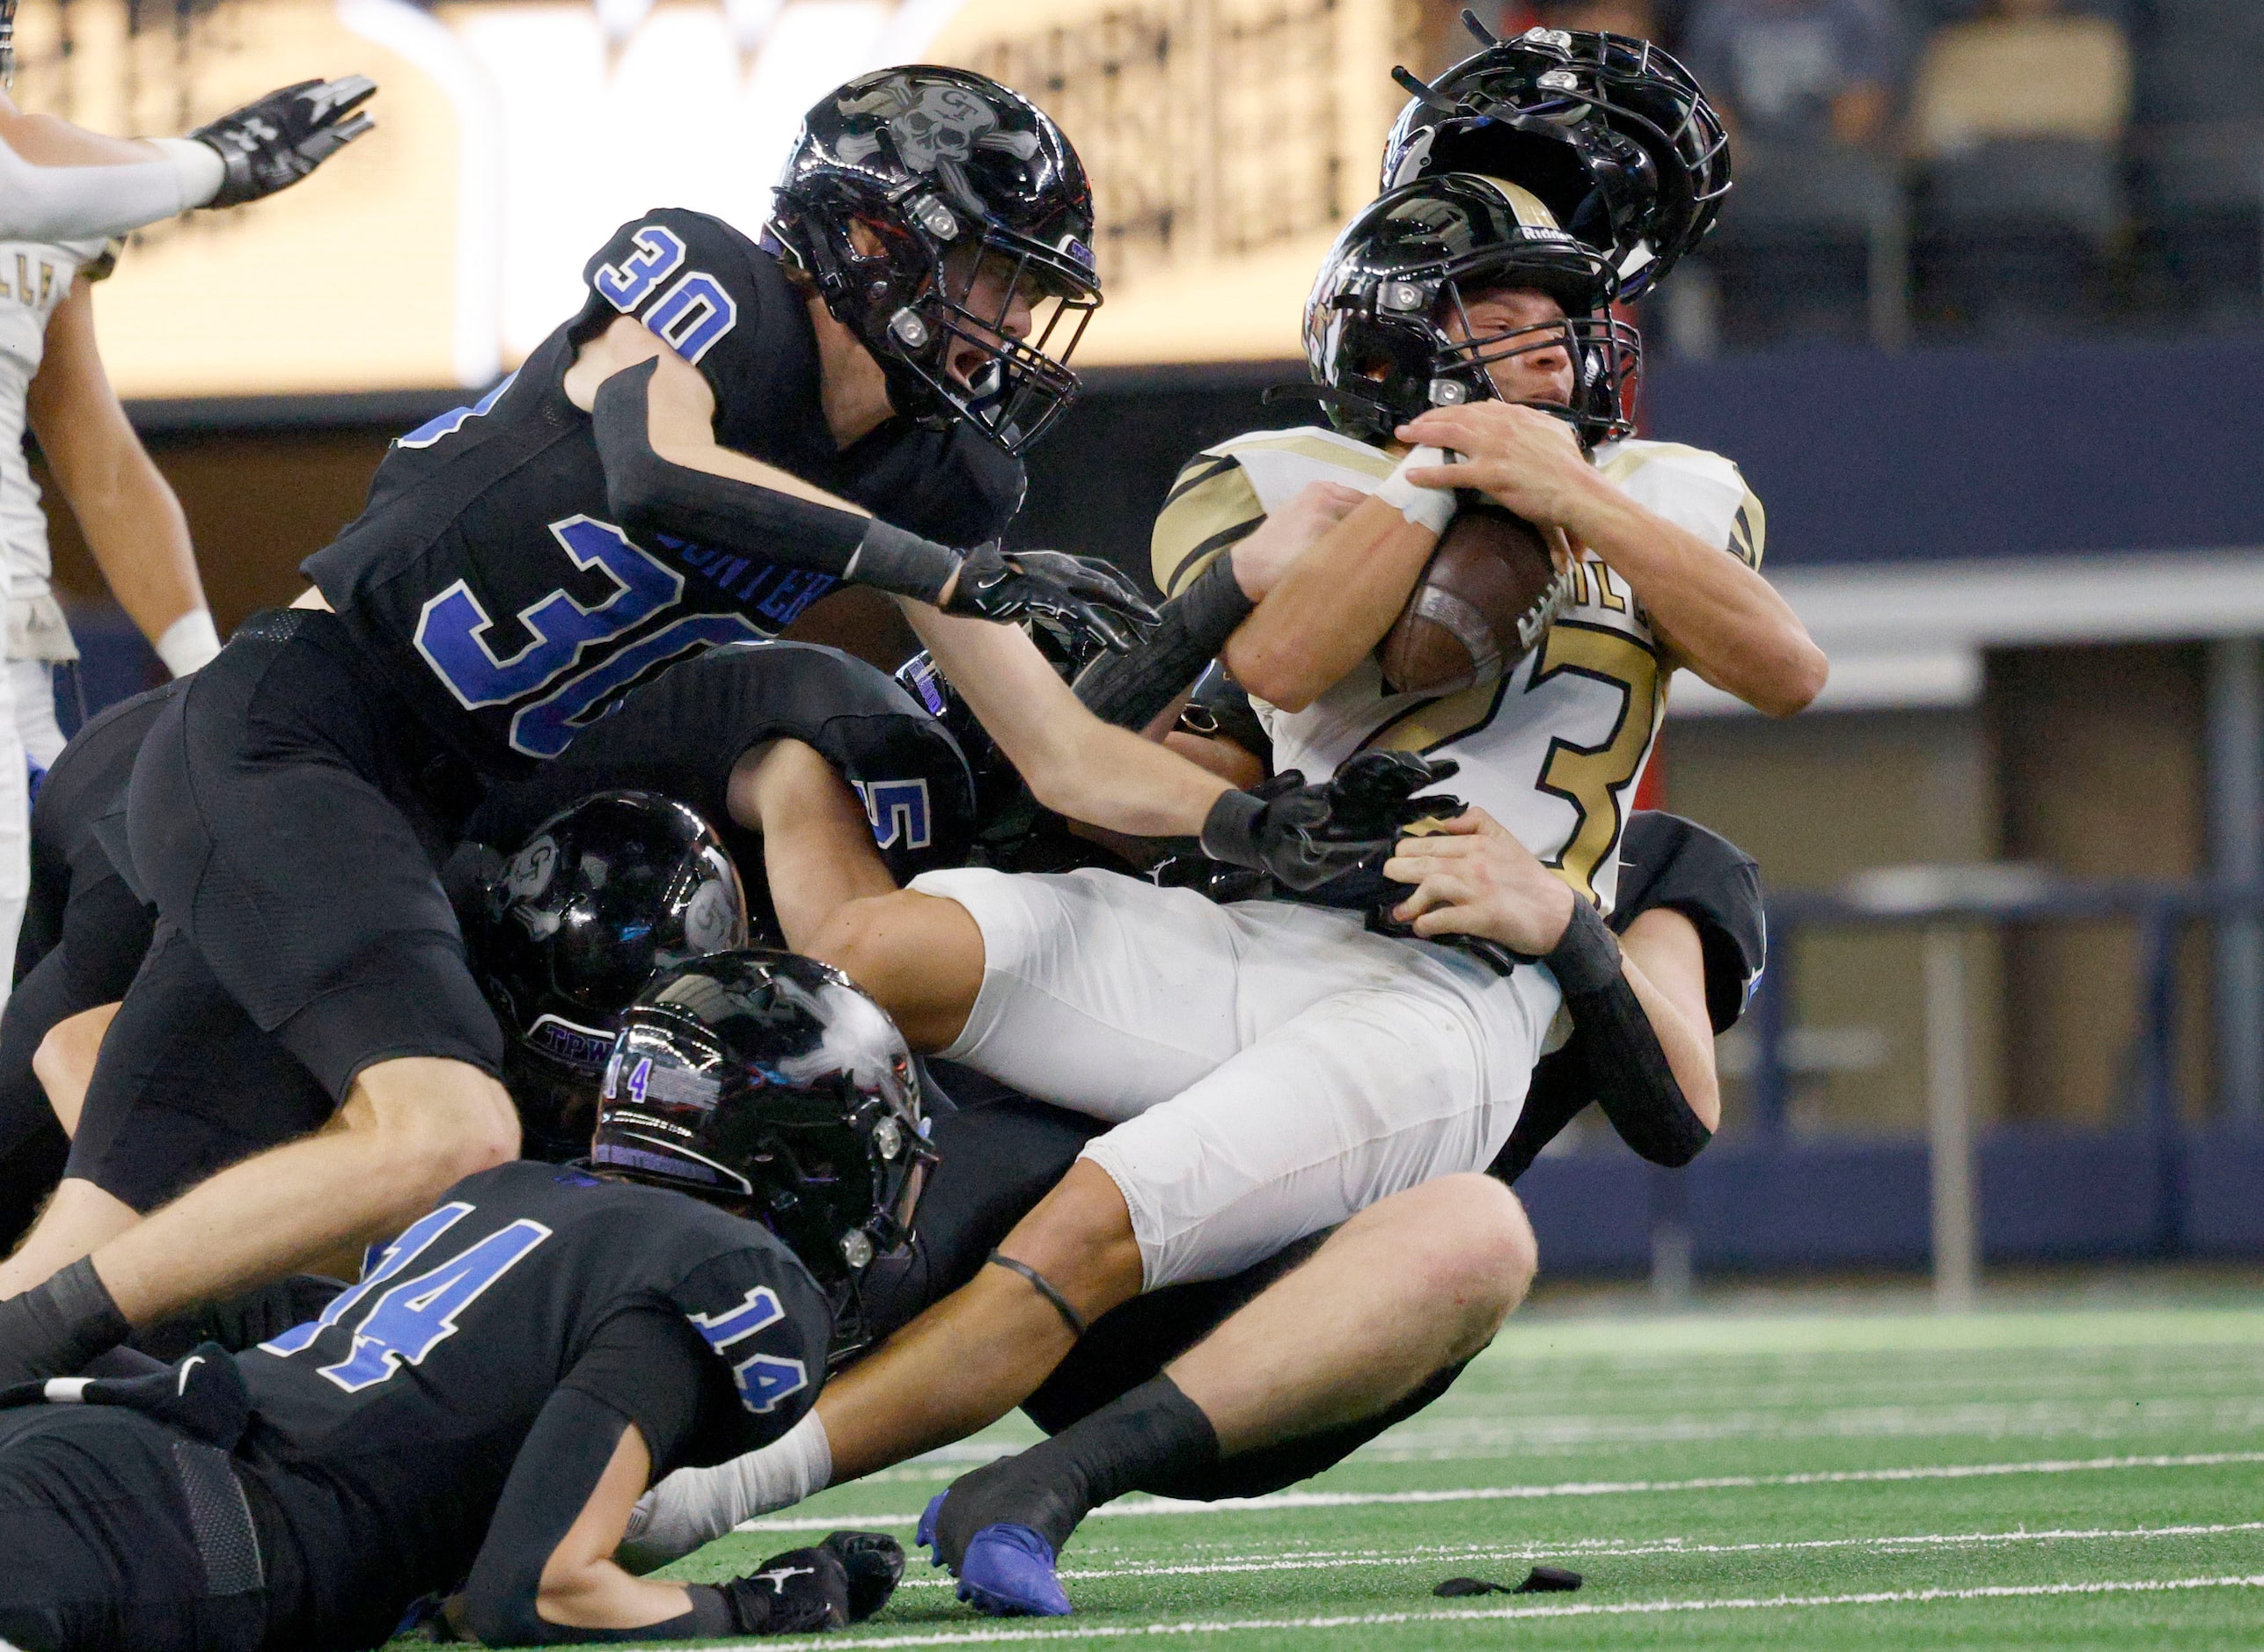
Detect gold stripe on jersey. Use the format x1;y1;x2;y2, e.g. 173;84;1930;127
1729;493;1766;569
1153;428;1397;596
1151;458;1266;597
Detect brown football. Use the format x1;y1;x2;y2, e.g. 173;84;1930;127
1377;503;1565;696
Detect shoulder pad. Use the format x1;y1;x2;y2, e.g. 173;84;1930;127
1610;810;1765;1033
1151;450;1264;597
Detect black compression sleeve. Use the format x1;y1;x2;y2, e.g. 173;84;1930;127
459;1314;717;1645
590;359;963;603
1544;901;1713;1168
1072;554;1254;731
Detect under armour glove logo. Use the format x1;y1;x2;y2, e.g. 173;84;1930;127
191;76;377;208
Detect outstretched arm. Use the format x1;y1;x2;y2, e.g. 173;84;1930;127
0;77;374;241
898;600;1230;837
577;334;1152;652
28;279;216;673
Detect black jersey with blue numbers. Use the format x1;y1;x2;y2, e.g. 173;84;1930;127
302;208;1023;772
233;1159;831;1649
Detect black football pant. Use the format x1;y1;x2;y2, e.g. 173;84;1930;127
72;610;503;1212
0;1405;272;1652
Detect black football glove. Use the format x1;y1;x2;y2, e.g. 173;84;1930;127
825;1530;906;1623
1199;755;1463;893
191;77;377;208
943;543;1159;654
713;1532;904;1634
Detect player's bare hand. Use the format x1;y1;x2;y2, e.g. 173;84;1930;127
1385;806;1579;954
1397;403;1599;531
1230;479;1366;600
943;544;1160;653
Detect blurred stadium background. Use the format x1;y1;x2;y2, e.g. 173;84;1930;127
18;0;2264;1297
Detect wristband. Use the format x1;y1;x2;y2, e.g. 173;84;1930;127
1073;552;1254;729
1541;895;1621;994
155;609;222;676
151;137;226;210
1373;445;1456;535
1198;789;1265;869
842;519;963;607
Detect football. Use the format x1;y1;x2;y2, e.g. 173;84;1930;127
1376;502;1566;697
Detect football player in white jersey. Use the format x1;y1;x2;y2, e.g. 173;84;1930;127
663;165;1821;1550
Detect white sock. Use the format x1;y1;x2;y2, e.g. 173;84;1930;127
617;1410;832;1574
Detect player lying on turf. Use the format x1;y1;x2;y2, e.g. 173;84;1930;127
0;947;918;1652
0;69;1426;1383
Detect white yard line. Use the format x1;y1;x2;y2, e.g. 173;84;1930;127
888;1518;2264;1586
746;1574;2264;1647
736;1449;2264;1532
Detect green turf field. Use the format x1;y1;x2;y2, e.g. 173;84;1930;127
654;1299;2264;1649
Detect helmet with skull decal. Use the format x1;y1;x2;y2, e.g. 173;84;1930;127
473;790;752;1161
769;66;1101;456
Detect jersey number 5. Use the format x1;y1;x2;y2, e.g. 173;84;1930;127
260;1202;553;1394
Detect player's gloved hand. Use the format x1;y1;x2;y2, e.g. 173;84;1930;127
190;77;377;208
713;1532;902;1634
1199;753;1461;893
942;543;1159;654
1322;751;1467;842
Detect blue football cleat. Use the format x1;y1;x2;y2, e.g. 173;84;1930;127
956;1522;1073;1617
919;1488;1073;1616
917;1490;949;1564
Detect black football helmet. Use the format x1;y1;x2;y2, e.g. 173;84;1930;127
770;66;1102;457
1304;172;1638;448
477;792;750;1161
1381;18;1730;301
591;949;933;1354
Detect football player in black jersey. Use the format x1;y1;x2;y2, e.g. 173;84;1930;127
0;641;980;1262
0;68;1397;1385
0;949;915;1651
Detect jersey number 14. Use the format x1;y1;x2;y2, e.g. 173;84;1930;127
260;1203;552;1394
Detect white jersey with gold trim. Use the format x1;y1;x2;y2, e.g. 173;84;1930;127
0;235;108;665
1149;423;1765;913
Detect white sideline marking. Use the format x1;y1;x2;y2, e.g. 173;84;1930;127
892;1518;2264;1586
735;1448;2264;1531
751;1575;2264;1647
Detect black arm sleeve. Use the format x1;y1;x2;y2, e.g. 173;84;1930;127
1544;900;1713;1169
459;1308;730;1646
1072;553;1254;731
590;359;963;604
